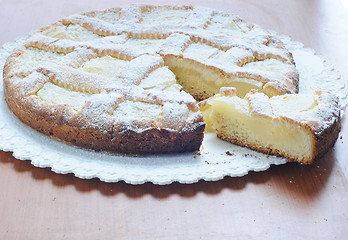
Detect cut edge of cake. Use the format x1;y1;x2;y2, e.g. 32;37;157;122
199;87;341;164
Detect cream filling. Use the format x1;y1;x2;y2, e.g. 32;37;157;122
36;82;91;111
79;56;129;78
138;66;181;91
205;15;250;37
204;96;313;160
42;24;101;41
243;59;293;77
270;94;318;115
113;100;162;120
183;43;224;62
19;47;63;63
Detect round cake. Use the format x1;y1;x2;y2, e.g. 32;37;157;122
3;5;300;154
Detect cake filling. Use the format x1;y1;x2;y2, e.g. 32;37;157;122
36;82;91;111
79;56;129;78
138;66;181;91
113;100;162;121
41;24;102;41
18;47;64;63
243;58;294;77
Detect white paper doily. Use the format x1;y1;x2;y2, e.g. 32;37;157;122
0;35;346;185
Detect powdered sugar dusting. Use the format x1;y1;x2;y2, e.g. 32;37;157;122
118;54;163;84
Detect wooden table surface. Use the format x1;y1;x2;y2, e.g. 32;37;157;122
1;0;348;239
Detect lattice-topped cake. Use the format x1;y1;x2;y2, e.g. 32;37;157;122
3;5;308;154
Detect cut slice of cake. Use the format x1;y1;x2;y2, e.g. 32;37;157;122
200;88;341;164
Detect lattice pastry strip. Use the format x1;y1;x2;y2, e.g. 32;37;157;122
62;15;121;37
119;5;142;24
41;22;103;42
10;71;50;97
204;11;252;36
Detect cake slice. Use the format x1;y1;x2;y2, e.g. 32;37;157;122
199;87;341;164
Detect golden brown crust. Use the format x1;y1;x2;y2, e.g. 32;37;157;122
312;105;341;163
5;93;205;154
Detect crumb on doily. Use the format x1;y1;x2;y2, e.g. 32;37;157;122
266;149;272;158
226;151;234;156
195;151;202;155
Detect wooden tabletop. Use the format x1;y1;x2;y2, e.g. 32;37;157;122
1;0;348;239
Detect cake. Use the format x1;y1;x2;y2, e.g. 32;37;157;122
200;88;341;164
3;5;305;154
